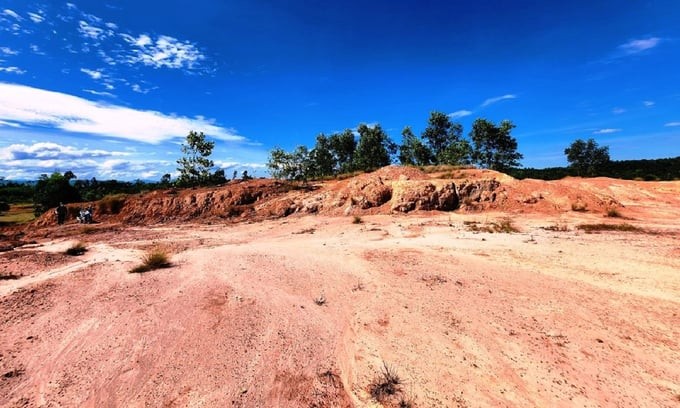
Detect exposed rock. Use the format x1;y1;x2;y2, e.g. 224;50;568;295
346;176;392;209
391;181;459;212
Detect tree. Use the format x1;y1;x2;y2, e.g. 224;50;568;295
176;131;215;187
470;118;523;172
398;126;433;166
309;134;335;178
421;111;471;165
266;146;312;181
33;171;81;215
564;138;610;177
159;173;172;187
353;124;397;171
328;130;357;174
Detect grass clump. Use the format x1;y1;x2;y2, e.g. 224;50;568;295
352;215;363;224
98;194;126;215
577;223;642;233
542;223;570;232
129;248;171;273
606;208;622;218
65;242;87;256
571;202;588;212
369;362;402;402
465;218;518;233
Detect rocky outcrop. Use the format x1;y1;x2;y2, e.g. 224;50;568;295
390;181;459;212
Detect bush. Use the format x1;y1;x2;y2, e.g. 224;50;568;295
98;194;126;215
606;208;622;218
130;249;171;273
352;215;363;224
369;362;402;402
577;223;641;233
65;242;87;256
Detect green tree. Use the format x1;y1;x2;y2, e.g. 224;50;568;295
266;146;311;181
353;124;397;171
422;111;471;165
176;131;215;187
33;171;81;215
564;138;610;177
309;134;335;178
398;126;433;166
328;130;357;174
470;118;523;172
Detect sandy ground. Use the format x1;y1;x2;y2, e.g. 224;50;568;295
1;182;680;407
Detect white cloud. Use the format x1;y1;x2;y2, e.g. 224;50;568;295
121;33;206;70
612;107;626;115
29;44;45;55
83;89;116;98
593;128;621;134
619;37;661;55
0;66;26;74
665;122;680;127
27;12;45;23
0;83;244;144
2;9;21;20
78;20;111;41
80;68;103;80
481;94;517;107
0;142;127;161
643;101;655;107
0;120;21;127
448;110;472;119
0;47;18;55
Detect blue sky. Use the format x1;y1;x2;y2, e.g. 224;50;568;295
0;0;679;181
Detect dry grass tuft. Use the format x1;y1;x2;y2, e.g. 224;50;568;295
130;248;171;273
577;223;642;233
369;361;402;402
65;241;87;256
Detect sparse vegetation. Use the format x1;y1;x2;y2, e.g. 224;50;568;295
98;194;126;215
352;215;363;224
314;292;327;306
606;207;622;218
129;248;172;273
65;242;87;256
465;218;518;233
542;223;570;232
0;272;19;280
577;223;642;233
369;361;403;403
352;280;365;292
571;202;588;212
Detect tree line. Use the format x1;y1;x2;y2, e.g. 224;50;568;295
266;111;523;180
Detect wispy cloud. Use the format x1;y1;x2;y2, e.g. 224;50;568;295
0;83;244;143
665;122;680;127
612;107;626;115
0;120;21;128
78;20;113;41
27;11;45;23
593;128;621;135
83;89;116;98
0;47;18;55
2;9;21;20
0;142;171;180
120;34;207;70
0;66;26;74
481;94;517;107
80;68;103;80
448;110;472;119
643;100;655;107
618;37;661;55
0;142;127;161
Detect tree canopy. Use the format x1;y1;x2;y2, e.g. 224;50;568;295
470;118;523;172
33;171;81;215
421;111;471;165
176;131;216;187
564;138;610;177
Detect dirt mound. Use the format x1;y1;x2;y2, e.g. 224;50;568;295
26;166;680;231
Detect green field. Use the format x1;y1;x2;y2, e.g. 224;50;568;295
0;203;35;226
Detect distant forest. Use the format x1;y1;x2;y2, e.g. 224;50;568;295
508;156;680;181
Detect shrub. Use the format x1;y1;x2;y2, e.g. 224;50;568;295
542;223;569;232
65;242;87;256
571;202;588;212
577;223;641;233
352;215;363;224
130;249;171;273
369;362;402;402
98;194;126;215
606;208;622;218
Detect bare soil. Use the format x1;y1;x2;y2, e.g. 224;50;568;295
1;168;679;407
